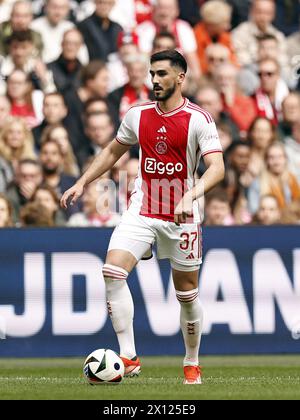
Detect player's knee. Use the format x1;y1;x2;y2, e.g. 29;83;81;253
106;250;137;273
102;264;129;282
176;288;199;304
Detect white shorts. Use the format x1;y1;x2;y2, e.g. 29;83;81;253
108;209;202;272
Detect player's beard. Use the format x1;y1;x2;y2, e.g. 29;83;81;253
154;83;176;102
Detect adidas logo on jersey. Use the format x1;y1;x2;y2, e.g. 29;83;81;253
157;126;167;133
186;253;195;260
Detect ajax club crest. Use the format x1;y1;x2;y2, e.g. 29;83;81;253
156;141;168;155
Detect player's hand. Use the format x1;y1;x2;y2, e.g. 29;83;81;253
60;183;84;209
174;196;193;226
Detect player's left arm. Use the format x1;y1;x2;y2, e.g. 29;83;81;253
174;152;225;225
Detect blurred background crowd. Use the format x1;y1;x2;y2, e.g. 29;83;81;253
0;0;300;228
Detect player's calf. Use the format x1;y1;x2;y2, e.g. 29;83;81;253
103;264;137;362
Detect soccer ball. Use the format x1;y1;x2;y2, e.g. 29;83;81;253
83;349;125;385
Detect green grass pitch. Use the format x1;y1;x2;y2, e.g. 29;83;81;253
0;356;300;400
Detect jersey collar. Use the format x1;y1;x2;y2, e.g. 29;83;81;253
155;98;189;117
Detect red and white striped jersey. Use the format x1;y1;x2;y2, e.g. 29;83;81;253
116;98;223;223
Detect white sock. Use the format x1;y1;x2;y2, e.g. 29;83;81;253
176;288;204;367
103;264;137;360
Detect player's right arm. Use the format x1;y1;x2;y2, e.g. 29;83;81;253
60;139;130;209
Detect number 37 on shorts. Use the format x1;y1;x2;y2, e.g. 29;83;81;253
178;226;202;263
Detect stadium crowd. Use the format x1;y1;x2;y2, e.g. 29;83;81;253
0;0;300;228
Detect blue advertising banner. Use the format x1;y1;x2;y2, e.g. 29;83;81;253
0;227;300;357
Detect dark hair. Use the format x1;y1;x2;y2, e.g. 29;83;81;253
81;60;107;85
20;201;54;227
248;117;276;145
40;138;63;156
44;92;67;108
84;97;109;113
8;30;33;45
153;32;177;47
32;184;60;205
150;50;188;74
85;111;113;127
257;34;278;44
206;188;230;205
226;140;250;156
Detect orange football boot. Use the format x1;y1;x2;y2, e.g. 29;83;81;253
120;356;141;377
183;366;202;385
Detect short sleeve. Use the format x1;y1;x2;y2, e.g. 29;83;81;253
116;107;139;146
196;117;223;157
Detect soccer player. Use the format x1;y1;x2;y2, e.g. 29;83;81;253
61;50;225;385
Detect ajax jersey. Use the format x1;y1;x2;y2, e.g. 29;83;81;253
116;98;223;223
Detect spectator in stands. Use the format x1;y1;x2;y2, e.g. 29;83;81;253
0;95;11;129
0;0;17;25
63;60;109;161
47;28;84;92
40;124;79;177
216;123;235;154
253;58;289;126
124;156;139;196
6;158;42;222
205;188;234;226
31;0;73;64
281;199;300;224
248;142;300;214
152;31;177;55
84;97;109;115
224;141;252;224
133;0;154;26
107;30;140;93
39;138;77;202
0;155;14;192
177;0;200;28
195;86;240;143
83;112;115;164
0;193;13;227
232;0;287;67
136;0;201;82
109;54;151;122
238;34;292;96
20;200;54;226
32;92;68;151
78;0;123;62
214;63;257;135
0;117;36;172
248;117;276;179
68;179;120;227
252;194;281;225
0;0;43;56
199;44;232;85
6;69;44;128
278;92;300;140
274;0;300;36
32;184;66;225
194;1;237;74
110;150;131;184
105;0;156;30
0;30;55;94
110;153;137;212
227;0;251;29
287;26;300;76
284;121;300;183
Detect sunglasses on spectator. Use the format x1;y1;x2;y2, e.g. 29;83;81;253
258;71;277;78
